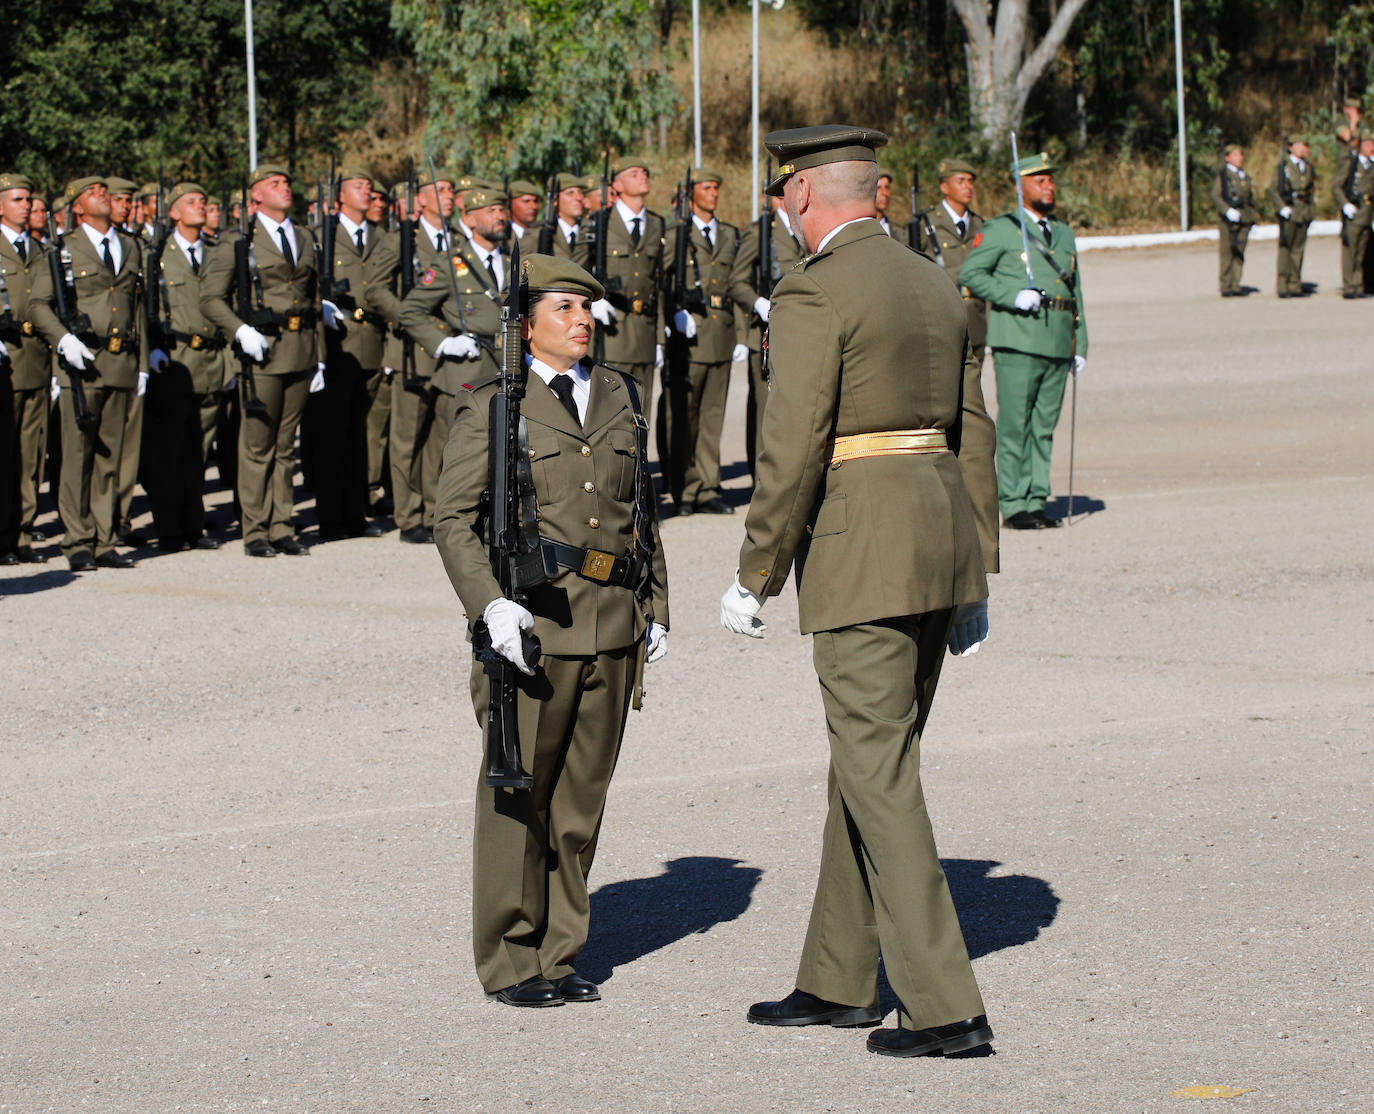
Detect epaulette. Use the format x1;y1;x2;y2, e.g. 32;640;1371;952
460;372;500;392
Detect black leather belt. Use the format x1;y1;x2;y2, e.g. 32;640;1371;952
541;539;638;587
268;310;317;332
94;331;138;354
166;329;226;351
1044;296;1078;313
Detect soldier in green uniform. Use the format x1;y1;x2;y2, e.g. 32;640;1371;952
1211;145;1259;297
200;163;325;557
1335;135;1374;299
594;159;665;400
663;166;739;515
114;175;154;545
548;175;590;268
728;184;801;477
720;124;997;1058
0;173;51;564
141;182;225;551
915;159;987;354
960;150;1088;530
29;175;153;570
1270;137;1315;298
434;254;668;1008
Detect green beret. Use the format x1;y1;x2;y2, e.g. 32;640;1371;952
455;173;486;192
167;181;207;207
136;180;160;201
583;175;605;194
520;254;604;304
1016;151;1055;176
0;172;34;193
369;179;386;195
65;175;108;200
938;158;977;180
250;163;292;187
612;158;650;179
335;164;373;187
693;166;723;186
105;176;138;196
207;195;223;207
1285;135;1308;148
464;185;508;210
509;179;541;198
764;124;888;196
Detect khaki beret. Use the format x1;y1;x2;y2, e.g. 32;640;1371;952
764;124;888;196
207;195;223;207
583;175;605;194
369;179;386;195
1285;135;1308;148
335;164;373;186
456;173;486;192
0;172;34;193
520;254;604;304
1016;151;1055;176
1222;144;1242;157
693;166;723;185
136;180;160;201
464;185;508;210
250;163;292;187
105;176;138;196
168;181;207;207
555;173;584;191
875;167;896;183
509;179;541;198
938;158;977;180
612;158;650;178
415;167;456;191
65;175;108;200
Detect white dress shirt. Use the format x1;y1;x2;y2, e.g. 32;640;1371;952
528;355;590;423
81;220;122;273
337;211;367;250
255;212;299;262
172;229;205;269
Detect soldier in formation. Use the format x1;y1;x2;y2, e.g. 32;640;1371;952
1212;144;1258;297
1271;136;1315;298
912;159;987;354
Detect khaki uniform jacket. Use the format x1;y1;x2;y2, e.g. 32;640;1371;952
664;217;740;364
548;221;592;269
1270;157;1316;223
728;215;802;353
597;206;665;363
1334;154;1374;229
364;220;454;381
2;232;52;390
398;230;509;395
919;204;987;351
199;217;323;375
738;220;998;633
434;363;669;656
29;227;149;389
322;217;388;369
158;238;227;394
1211;165;1260;224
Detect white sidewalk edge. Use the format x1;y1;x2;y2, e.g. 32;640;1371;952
1077;220;1342;251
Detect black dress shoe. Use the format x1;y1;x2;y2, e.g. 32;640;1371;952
1003;510;1043;530
694;496;734;515
676;501;695;517
399;524;433;544
68;549;97;572
244;539;277;558
272;536;308;556
552;973;601;1003
14;546;46;564
361;520;385;538
0;552;18;565
1031;508;1062;528
369;494;394;516
486;976;564;1008
867;1014;994;1058
95;550;137;568
747;988;881;1028
192;535;222;550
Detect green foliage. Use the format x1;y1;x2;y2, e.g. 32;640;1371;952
393;0;679;176
1330;4;1374;111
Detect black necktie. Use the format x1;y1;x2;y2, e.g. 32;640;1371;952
568;229;577;249
549;374;580;426
15;237;25;262
355;228;365;253
189;245;199;274
630;216;641;247
1039;219;1051;242
435;230;446;252
278;228;295;267
702;224;713;250
955;219;966;238
486;254;500;290
101;237;115;272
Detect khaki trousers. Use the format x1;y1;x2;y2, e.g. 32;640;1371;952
388;377;438;532
798;613;985;1030
118;390;143;528
237;370;309;544
680;358;731;506
2;384;47;550
744;348;767;480
469;647;636;992
1276;220;1309;295
58;384;129;557
1341;220;1371;296
1217;222;1250;294
364;368;391;503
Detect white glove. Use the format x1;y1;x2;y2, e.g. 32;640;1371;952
720;574;766;639
136;371;149;397
383;366;395;378
1343;202;1358;220
483;597;536;675
1225;207;1241;223
58;333;96;370
753;296;770;323
590;298;617;325
0;339;7;362
1278;206;1293;220
309;365;326;393
732;343;748;363
646;621;668;664
948;600;988;657
234;324;270;363
1071;355;1086;376
149;348;169;373
1013;288;1043;313
50;377;61;401
436;334;480;361
671;309;698;338
655;344;664;369
322;299;343;331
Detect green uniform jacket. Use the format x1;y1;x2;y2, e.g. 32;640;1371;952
321;216;388;369
434;364;669;655
198;216;323;375
1211;165;1260;225
1333;154;1374;229
397;230;509;395
960;212;1088;359
738;219;998;633
664;218;740;364
728;214;802;353
1270;156;1316;223
158;237;227;394
918;203;987;351
598;206;665;364
29;227;149;388
2;233;53;390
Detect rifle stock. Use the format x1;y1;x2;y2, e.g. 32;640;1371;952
233;188;270;417
398;158;426;396
46;216;97;431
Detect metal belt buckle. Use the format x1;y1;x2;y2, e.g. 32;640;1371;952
709;294;723;309
580;548;615;582
353;307;366;321
106;333;123;354
632;297;644;314
190;334;204;349
21;320;33;335
286;315;302;332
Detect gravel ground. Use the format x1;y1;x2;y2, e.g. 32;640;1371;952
2;236;1371;1113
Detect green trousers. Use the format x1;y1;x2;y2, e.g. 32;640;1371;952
797;613;985;1029
1276;220;1309;296
1218;221;1250;295
991;348;1070;519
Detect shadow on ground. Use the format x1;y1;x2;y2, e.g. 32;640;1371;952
0;567;77;594
1045;493;1107;520
580;856;762;983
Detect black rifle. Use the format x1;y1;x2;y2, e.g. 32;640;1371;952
472;234;547;789
427;155;491;358
45;215;97;431
1218;163;1248;260
536;173;558;256
907;163;946;268
755;159;775;382
659;169;702;507
232;184;270;417
398;158;426;396
1340;147;1362;248
588;150;622;364
144;175;171;357
319;155;355;314
1275;152;1295;252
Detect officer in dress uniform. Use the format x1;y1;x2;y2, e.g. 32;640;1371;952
663;166;739;515
1211;145;1259;297
915;159;987;354
199;163;325;557
507;180;541;247
434;254;668;1008
28;176;154;570
0;172;51;564
961;150;1088;530
547;175;591;268
1270;137;1315;299
719;124;998;1059
1335;135;1374;299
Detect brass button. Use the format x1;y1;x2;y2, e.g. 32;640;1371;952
583;481;595;493
759;568;769;578
587;517;600;528
528;449;536;458
805;524;812;534
579;445;591;456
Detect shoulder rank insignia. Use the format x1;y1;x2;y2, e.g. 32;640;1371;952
420;268;436;286
971;231;983;248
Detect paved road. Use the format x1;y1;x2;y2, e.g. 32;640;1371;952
3;235;1371;1112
